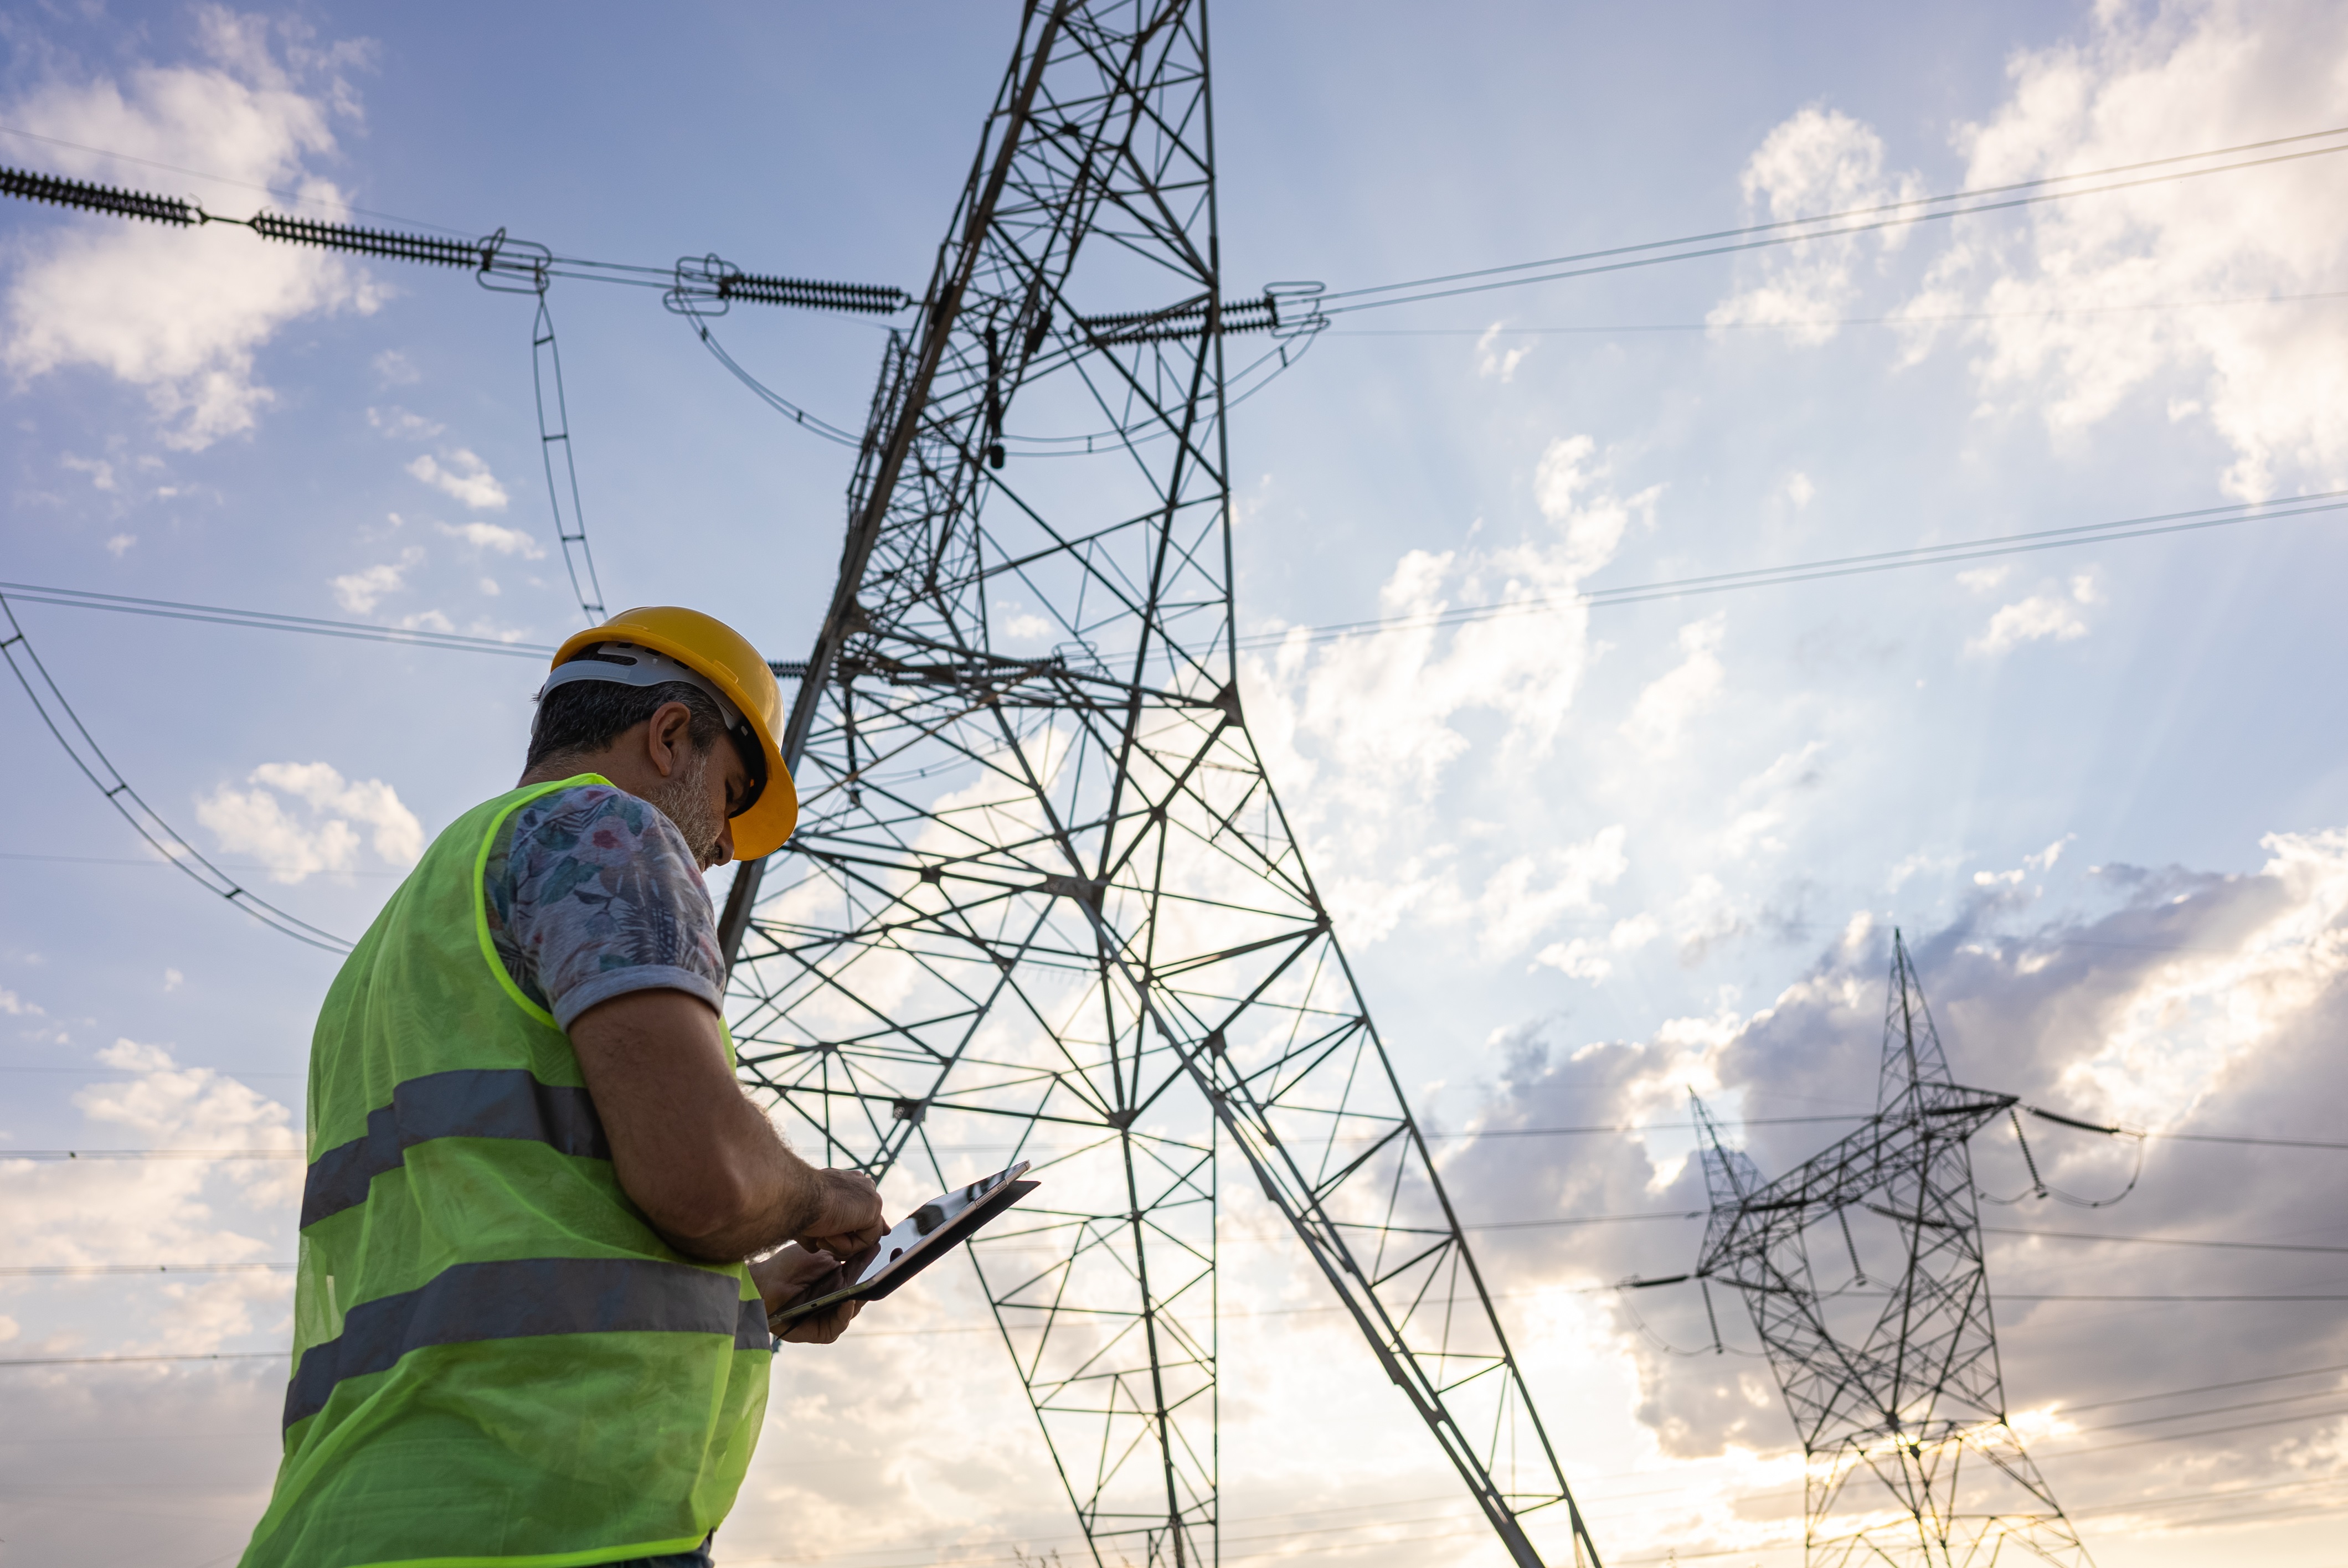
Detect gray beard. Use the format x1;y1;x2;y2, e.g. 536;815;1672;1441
645;744;726;869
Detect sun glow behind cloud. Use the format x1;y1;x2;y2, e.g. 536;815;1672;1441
10;0;2348;1564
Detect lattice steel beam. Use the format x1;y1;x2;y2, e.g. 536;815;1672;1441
719;5;1597;1566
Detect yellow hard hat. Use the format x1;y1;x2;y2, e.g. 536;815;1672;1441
548;606;798;859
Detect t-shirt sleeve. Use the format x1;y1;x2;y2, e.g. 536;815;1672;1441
488;784;726;1031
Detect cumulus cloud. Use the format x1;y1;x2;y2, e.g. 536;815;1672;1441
1965;572;2098;657
406;449;509;510
1709;4;2348;499
1464;827;1633;958
195;760;423;882
329;544;423;613
0;11;381;448
1476;322;1534;383
61;452;117;491
435;519;543;558
1;1039;300;1358
1534;911;1660;981
1245;434;1658;952
1708;106;1923;344
367;405;443;439
1913;0;2348;496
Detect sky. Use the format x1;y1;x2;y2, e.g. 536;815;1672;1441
6;1;2348;1564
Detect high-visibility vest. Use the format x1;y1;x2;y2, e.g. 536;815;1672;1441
239;776;771;1568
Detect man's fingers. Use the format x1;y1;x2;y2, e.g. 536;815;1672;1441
818;1169;884;1229
779;1298;862;1345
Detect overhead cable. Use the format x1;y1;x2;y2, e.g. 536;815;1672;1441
1330;286;2348;338
1240;491;2348;651
0;581;556;657
2060;1357;2348;1414
26;488;2336;670
0;123;477;234
0;1262;292;1277
6;1148;299;1160
684;317;869;447
1980;1225;2348;1256
0;594;351;953
1322;123;2348;315
0;161;910;314
2027;1105;2348;1152
0;1350;285;1368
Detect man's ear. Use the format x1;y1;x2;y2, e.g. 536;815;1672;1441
645;701;696;778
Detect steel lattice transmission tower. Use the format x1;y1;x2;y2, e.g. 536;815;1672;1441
715;4;1600;1566
1691;933;2090;1567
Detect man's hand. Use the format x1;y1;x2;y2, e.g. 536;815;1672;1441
753;1243;864;1346
800;1169;886;1256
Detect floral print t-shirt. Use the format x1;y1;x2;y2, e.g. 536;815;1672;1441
483;783;725;1030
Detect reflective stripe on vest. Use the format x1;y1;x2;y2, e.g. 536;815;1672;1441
301;1068;609;1227
285;1256;771;1428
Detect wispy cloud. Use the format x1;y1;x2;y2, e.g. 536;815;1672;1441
367;405;444;440
406;449;509;511
1965;574;2097;658
329;545;423;614
1708;106;1922;344
434;519;543;558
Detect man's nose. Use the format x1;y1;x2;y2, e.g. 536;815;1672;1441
711;816;736;869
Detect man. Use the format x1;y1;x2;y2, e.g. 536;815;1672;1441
239;606;885;1568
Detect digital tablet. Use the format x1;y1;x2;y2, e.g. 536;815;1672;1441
769;1162;1038;1328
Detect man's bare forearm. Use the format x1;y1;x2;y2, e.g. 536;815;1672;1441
655;1098;831;1261
569;989;884;1262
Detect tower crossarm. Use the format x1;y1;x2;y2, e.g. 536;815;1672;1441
1697;1087;2014;1280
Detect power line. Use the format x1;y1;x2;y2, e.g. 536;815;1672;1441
0;1065;301;1076
1241;492;2348;650
2070;1384;2348;1435
2025;1105;2348;1152
1982;1225;2348;1256
2036;1400;2348;1459
0;1350;285;1368
2147;1130;2348;1151
2061;1358;2348;1415
4;1149;300;1160
0;849;400;877
0;581;557;657
0;593;351;953
2000;1292;2348;1302
0;161;910;313
23;490;2339;671
1322;123;2348;315
1468;1210;1705;1231
1429;1113;1863;1139
0;1263;292;1277
0;123;481;236
1328;286;2348;338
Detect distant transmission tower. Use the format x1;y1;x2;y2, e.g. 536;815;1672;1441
716;4;1600;1567
1692;933;2089;1567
